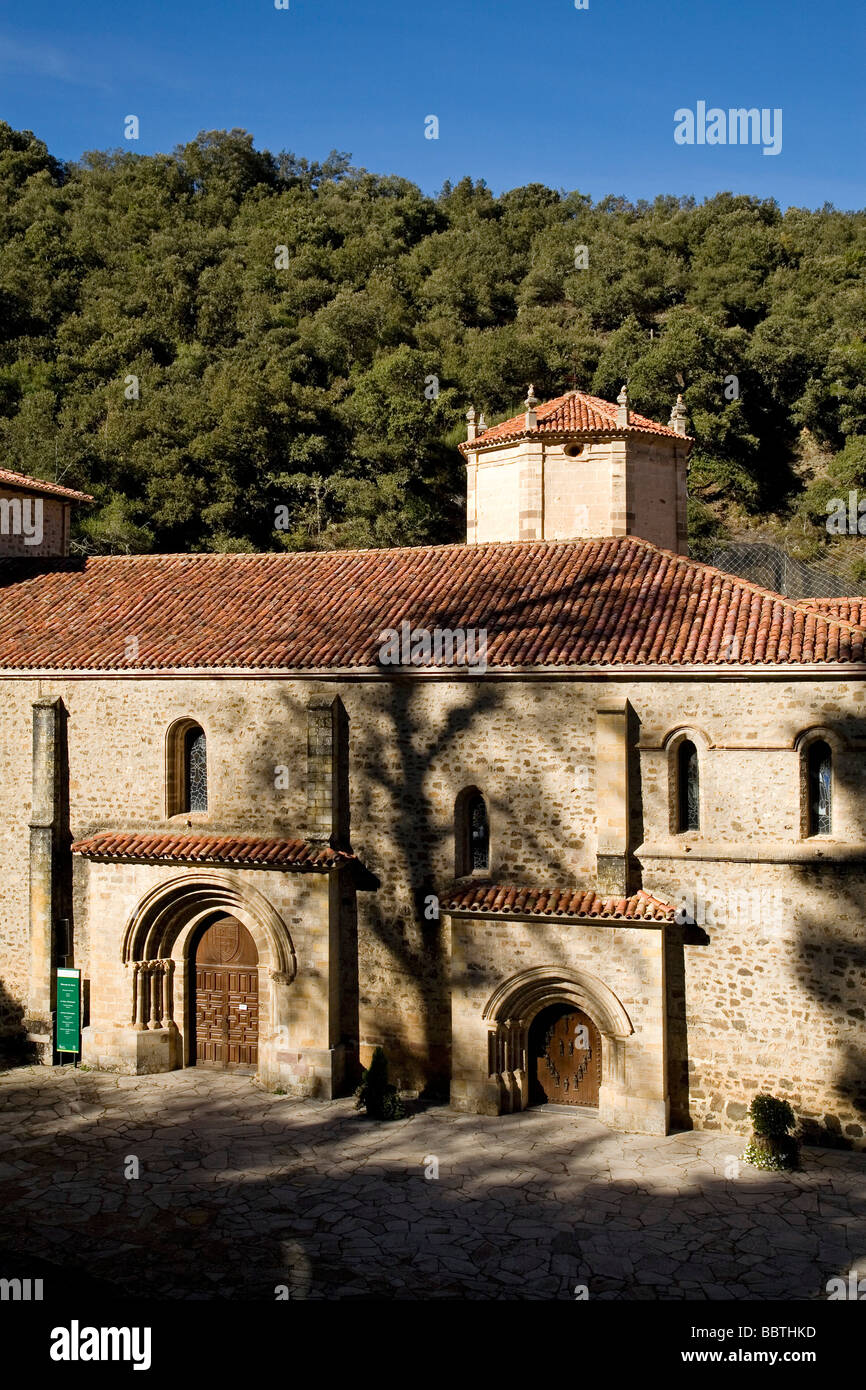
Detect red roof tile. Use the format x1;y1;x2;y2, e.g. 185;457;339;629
458;390;690;453
442;882;676;922
799;598;866;626
0;467;93;503
71;832;353;869
1;537;865;671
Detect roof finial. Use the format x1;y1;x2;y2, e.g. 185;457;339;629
616;384;630;427
477;410;487;432
524;384;538;430
465;404;477;443
668;393;688;436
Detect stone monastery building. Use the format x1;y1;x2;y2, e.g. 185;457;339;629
1;385;865;1146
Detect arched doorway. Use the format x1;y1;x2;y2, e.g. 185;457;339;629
192;916;259;1070
479;965;634;1116
529;1002;601;1107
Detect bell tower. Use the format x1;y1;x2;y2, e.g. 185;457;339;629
460;387;692;554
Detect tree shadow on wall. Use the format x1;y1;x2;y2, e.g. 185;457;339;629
0;978;36;1067
790;863;866;1150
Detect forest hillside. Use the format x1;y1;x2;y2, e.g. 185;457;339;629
1;124;864;572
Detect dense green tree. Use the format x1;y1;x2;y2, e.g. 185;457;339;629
0;124;862;555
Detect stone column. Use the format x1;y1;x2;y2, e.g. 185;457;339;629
162;960;176;1030
518;440;544;540
596;698;631;896
285;701;351;1098
608;439;629;537
465;455;478;544
147;963;162;1029
26;697;61;1061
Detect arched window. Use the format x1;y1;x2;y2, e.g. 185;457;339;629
807;739;831;836
455;787;489;876
468;793;489;871
167;719;208;817
185;726;208;813
677;740;699;833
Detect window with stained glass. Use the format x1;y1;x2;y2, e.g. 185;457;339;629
807;740;831;836
677;740;699;833
184;727;208;813
467;793;489;871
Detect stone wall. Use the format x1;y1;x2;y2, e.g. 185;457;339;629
450;915;668;1133
0;493;69;558
465;435;689;552
0;670;863;1142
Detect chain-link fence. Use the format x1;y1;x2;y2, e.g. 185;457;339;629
696;541;866;599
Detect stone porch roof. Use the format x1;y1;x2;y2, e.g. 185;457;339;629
70;832;355;870
442;882;677;922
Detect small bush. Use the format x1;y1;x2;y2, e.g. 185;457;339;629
355;1047;409;1121
749;1093;796;1137
743;1094;799;1170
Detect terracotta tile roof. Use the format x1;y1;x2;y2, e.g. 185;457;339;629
70;832;354;869
442;882;676;922
798;598;866;627
458;390;689;453
1;538;865;671
0;467;93;502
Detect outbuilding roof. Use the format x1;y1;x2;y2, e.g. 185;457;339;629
0;467;93;503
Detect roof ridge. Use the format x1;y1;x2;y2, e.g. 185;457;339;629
17;535;866;635
66;535;662;564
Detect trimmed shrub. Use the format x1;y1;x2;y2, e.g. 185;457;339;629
742;1093;799;1170
355;1046;409;1121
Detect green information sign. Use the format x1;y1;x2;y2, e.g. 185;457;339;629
56;968;81;1054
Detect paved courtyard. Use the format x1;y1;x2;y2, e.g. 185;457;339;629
0;1065;864;1301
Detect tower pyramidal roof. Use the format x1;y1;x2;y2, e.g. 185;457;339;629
458;387;692;453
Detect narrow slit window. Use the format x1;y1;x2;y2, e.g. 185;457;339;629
462;791;489;872
185;726;208;813
807;740;831;836
677;741;699;833
469;794;489;870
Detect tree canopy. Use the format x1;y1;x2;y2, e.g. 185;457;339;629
0;123;863;556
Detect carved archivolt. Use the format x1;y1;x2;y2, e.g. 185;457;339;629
482;964;633;1038
481;965;633;1111
121;870;296;980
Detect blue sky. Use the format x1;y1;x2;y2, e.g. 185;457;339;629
0;0;862;207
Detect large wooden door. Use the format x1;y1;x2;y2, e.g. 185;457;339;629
531;1004;601;1107
193;917;258;1068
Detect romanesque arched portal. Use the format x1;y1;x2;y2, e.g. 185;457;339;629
480;965;633;1119
120;871;297;1072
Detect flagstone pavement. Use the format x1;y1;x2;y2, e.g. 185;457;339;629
0;1065;864;1301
